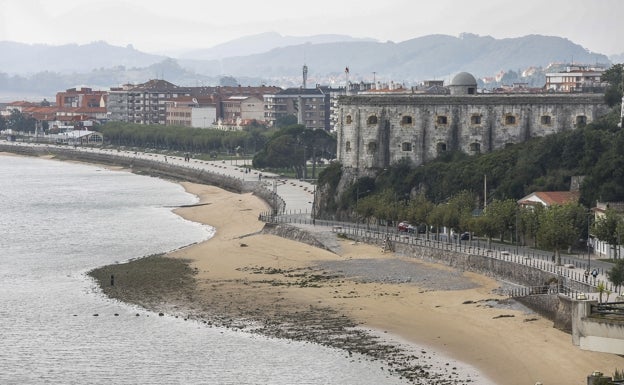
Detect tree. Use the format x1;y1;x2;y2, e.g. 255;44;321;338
519;205;543;247
406;191;435;232
537;204;583;265
445;190;476;237
607;259;624;294
484;199;518;243
593;209;624;259
275;115;298;128
601;64;623;107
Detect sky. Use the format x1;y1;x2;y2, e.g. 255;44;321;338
1;0;623;56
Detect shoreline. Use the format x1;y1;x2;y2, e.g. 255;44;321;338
89;181;624;385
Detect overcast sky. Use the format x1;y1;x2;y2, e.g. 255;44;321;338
1;0;623;56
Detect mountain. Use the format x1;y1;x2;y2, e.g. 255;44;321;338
178;31;377;60
180;33;610;83
0;33;613;96
0;41;166;75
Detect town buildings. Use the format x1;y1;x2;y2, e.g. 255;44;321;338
545;65;607;93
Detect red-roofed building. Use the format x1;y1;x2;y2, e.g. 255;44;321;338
517;191;581;208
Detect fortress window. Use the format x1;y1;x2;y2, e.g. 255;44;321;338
346;115;352;124
470;143;480;153
367;141;377;153
436;115;448;125
471;115;482;125
436;142;447;153
367;115;378;125
504;115;516;125
401;115;413;125
540;115;552;125
345;141;351;152
576;115;587;126
402;142;412;151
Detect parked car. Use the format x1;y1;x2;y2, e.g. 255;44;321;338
398;222;415;233
453;232;471;240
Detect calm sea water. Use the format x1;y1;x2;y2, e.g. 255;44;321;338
0;155;407;385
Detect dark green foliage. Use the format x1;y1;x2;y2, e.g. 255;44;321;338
366;111;623;206
100;122;266;155
602;63;623;107
608;259;624;291
252;125;336;178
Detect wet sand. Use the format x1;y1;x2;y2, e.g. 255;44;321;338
90;182;624;385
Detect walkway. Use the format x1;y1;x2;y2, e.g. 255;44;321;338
2;141;616;299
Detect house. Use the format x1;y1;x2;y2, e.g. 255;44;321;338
517;191;581;208
592;201;624;258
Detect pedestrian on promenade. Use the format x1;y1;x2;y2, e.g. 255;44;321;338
584;269;589;282
591;268;598;284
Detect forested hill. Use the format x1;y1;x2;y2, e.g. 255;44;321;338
365;109;624;208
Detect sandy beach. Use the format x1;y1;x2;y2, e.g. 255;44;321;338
91;182;624;385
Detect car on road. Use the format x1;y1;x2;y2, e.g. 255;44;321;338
398;222;416;233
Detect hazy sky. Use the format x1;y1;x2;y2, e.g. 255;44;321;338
1;0;623;56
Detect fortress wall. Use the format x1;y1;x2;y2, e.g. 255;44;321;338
336;94;607;170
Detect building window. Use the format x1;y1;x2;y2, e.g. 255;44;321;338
367;141;377;153
471;115;482;125
436;115;448;125
436;142;447;153
402;142;412;152
401;115;413;125
345;141;351;152
576;115;587;126
504;114;516;125
346;115;352;124
541;115;552;125
367;115;378;125
469;142;480;153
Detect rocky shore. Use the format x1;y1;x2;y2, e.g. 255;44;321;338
89;251;489;384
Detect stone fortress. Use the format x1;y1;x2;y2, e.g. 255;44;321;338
336;72;608;175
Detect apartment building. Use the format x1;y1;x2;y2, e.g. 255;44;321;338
164;96;217;128
56;87;107;109
545;65;607;93
264;87;332;130
107;80;192;124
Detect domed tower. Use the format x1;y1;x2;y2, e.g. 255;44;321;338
449;72;478;95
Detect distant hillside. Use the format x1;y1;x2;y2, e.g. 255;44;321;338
178;31;377;60
0;33;613;95
0;41;166;75
180;33;610;82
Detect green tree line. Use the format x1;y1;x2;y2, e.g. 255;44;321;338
100;122;267;155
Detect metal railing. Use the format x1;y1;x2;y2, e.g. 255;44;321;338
259;210;614;296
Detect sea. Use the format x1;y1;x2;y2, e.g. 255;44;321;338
0;155;408;385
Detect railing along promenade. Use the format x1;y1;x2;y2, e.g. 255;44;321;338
260;209;614;299
1;141;611;300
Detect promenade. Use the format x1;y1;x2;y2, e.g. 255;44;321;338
4;141;624;384
0;141;616;299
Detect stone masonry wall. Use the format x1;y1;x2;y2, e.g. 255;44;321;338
337;93;607;170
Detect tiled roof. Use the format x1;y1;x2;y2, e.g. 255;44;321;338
518;191;580;206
